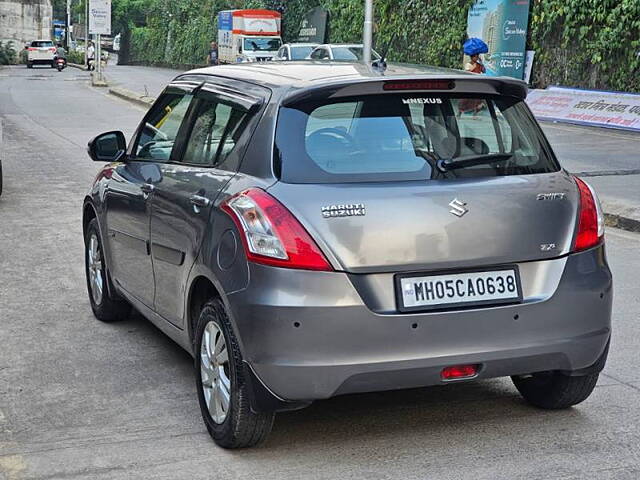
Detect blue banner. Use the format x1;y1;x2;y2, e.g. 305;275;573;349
218;11;233;31
467;0;531;79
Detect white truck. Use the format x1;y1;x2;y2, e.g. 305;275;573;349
217;9;282;64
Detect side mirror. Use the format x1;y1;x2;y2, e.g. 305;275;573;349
88;131;127;162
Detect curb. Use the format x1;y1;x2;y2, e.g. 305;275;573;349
601;200;640;233
91;72;108;87
108;87;156;108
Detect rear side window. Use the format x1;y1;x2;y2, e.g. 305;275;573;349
275;94;559;183
182;95;249;167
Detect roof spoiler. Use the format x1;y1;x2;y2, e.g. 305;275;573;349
282;76;528;107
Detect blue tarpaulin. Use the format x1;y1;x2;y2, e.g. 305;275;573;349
463;38;489;56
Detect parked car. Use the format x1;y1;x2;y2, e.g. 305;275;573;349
307;43;381;61
274;43;319;61
83;62;612;449
25;40;56;68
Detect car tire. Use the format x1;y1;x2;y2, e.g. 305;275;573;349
51;61;56;68
84;218;130;322
0;161;3;196
195;299;275;449
27;62;33;69
512;371;599;409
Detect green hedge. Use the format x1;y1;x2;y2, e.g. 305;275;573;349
119;0;640;92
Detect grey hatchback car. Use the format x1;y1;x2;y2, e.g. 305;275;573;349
83;62;612;448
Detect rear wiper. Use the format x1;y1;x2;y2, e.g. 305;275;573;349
437;153;512;172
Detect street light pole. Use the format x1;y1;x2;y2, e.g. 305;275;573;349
363;0;373;64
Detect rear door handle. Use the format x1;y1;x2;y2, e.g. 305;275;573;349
189;195;211;212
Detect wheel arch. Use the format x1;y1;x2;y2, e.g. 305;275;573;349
83;198;118;299
82;198;97;234
187;275;222;352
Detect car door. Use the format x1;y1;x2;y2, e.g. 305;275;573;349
149;81;263;327
104;85;195;307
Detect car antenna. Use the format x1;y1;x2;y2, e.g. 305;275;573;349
372;31;397;73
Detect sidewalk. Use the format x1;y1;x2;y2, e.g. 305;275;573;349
100;62;640;231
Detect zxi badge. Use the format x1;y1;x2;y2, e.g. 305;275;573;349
449;198;469;217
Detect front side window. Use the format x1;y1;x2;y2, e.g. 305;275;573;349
310;48;328;60
243;38;281;52
331;47;381;61
275;93;559;183
135;92;193;161
291;46;315;60
182;96;248;167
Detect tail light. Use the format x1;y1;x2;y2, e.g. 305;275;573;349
49;47;57;52
222;188;333;271
28;48;37;51
573;176;604;251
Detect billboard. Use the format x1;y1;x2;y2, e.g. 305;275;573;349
466;0;530;79
89;0;111;35
297;7;329;44
527;87;640;132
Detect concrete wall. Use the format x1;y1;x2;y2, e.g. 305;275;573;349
0;0;53;47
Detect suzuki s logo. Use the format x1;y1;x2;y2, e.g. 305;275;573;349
449;198;469;217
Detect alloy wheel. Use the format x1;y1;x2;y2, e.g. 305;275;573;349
87;233;104;305
200;321;231;424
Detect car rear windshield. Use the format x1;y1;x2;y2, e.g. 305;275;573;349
275;93;560;183
31;41;54;47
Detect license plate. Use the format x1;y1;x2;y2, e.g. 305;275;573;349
396;267;522;312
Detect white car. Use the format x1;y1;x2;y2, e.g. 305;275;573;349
26;40;57;68
307;44;381;61
274;43;318;61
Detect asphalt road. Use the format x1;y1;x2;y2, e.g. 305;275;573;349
1;65;640;480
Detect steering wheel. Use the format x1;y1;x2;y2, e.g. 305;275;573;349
306;127;356;154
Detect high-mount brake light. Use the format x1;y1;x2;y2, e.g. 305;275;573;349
573;176;604;252
383;80;455;91
222;188;333;271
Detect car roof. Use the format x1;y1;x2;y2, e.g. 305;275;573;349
285;43;319;47
181;61;527;99
186;61;468;87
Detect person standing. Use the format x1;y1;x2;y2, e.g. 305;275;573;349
465;53;486;74
87;41;95;71
208;41;219;66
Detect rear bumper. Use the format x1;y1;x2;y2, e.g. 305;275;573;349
227;245;612;402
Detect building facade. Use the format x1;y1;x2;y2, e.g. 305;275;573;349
0;0;53;46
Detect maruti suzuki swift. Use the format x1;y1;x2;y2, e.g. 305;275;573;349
82;62;612;449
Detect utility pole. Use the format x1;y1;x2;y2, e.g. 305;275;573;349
84;0;89;68
363;0;373;64
65;0;71;50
